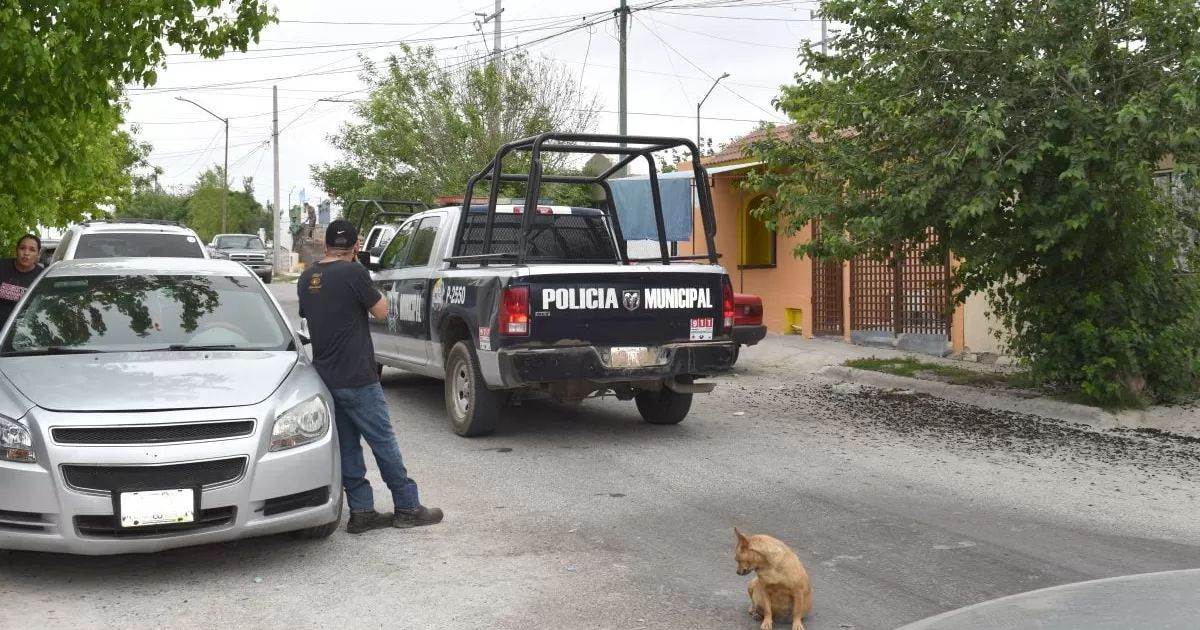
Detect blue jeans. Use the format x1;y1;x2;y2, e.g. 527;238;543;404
329;383;420;513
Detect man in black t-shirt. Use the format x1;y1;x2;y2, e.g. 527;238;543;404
0;234;45;326
298;219;443;534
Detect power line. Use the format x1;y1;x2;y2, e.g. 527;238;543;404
634;15;786;122
651;15;801;49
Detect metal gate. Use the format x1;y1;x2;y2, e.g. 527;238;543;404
811;221;845;336
850;229;951;336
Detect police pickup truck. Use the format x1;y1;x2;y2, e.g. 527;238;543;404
356;133;736;436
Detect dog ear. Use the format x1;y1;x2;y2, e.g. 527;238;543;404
734;527;749;547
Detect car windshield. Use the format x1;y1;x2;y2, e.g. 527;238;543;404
75;233;205;259
0;274;291;355
215;235;264;249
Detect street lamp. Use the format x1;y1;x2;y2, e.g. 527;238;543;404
176;96;229;233
697;72;730;160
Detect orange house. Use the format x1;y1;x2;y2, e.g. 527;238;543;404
677;126;1002;357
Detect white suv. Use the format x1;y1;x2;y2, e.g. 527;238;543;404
52;219;209;262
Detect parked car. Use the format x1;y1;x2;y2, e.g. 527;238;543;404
52;219;209;262
0;258;339;555
209;233;273;283
353;133;736;437
731;292;767;363
37;238;59;267
363;224;399;267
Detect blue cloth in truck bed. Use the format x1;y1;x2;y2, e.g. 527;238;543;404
608;172;693;241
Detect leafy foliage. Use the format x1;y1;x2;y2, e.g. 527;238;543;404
747;0;1200;404
113;167;268;243
0;1;272;248
313;46;601;207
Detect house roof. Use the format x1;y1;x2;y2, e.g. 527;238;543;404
702;123;797;167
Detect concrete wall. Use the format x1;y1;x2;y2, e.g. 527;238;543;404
963;290;1009;355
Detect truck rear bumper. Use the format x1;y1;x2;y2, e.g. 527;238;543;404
732;324;767;346
495;341;736;387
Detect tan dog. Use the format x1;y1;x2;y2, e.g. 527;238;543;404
734;528;813;630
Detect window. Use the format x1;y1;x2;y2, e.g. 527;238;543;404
75;233;205;259
2;274;291;355
740;196;776;268
214;235;264;250
380;220;418;269
457;212;618;262
404;216;442;267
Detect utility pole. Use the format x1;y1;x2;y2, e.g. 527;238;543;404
617;0;629;144
272;85;282;274
811;9;827;55
697;73;729;160
475;2;504;143
175;97;229;232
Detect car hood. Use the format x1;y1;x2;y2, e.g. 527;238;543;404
0;351;298;412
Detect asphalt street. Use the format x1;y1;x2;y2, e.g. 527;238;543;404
2;282;1198;630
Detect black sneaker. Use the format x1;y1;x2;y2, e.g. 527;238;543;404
346;510;394;534
393;505;444;529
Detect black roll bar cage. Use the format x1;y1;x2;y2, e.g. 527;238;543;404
446;133;718;267
345;199;430;234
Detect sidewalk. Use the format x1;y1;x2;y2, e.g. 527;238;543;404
736;334;1200;439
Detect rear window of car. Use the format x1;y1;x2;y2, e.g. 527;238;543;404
75;233;205;259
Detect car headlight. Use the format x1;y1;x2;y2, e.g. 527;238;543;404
1;415;36;463
269;396;330;451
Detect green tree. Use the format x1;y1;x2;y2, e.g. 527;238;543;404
186;168;267;242
313;46;601;207
0;1;272;248
747;0;1200;404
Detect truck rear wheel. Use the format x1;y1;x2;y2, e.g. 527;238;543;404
635;386;693;425
445;341;502;437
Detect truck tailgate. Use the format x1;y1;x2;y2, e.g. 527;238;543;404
521;270;728;346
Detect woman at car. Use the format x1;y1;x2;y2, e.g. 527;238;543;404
0;234;44;325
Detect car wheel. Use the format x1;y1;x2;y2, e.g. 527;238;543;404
445;341;503;437
291;492;343;540
263;273;273;284
635;385;693;425
731;345;741;365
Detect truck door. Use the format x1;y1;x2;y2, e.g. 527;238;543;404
370;217;418;362
389;214;442;366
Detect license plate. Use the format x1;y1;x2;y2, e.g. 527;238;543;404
609;346;654;368
689;317;714;341
119;489;195;528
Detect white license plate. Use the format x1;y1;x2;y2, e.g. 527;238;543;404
119;489;195;528
609;346;654;368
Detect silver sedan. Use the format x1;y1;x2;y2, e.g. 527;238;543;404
0;258;340;555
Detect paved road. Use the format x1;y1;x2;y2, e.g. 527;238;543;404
3;282;1198;630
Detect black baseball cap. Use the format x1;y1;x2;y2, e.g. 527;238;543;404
326;219;359;249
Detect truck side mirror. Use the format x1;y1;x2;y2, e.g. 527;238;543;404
356;250;380;271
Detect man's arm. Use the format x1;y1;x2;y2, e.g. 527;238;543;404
368;296;388;321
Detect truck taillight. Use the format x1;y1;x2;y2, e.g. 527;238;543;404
499;286;529;336
722;279;735;329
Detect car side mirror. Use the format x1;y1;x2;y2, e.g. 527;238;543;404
369;245;384;257
298;331;311;345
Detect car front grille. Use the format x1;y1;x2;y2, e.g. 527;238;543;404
61;458;247;494
75;507;237;538
0;509;50;532
52;421;255;445
230;253;266;263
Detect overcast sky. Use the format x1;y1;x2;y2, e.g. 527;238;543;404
123;0;821;210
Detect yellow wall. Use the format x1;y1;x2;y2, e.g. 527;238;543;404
685;170;814;336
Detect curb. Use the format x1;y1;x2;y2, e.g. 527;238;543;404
815;366;1200;438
